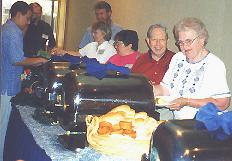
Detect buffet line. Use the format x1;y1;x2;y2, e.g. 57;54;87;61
6;60;232;161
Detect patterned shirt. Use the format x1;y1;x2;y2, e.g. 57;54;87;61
161;52;231;119
1;20;27;96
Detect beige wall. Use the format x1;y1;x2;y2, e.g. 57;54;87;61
65;0;232;110
64;0;97;50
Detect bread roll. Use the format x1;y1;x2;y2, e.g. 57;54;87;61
97;126;111;135
111;129;124;135
97;121;112;135
134;112;148;119
112;124;121;131
99;111;126;125
124;118;135;126
127;109;135;118
110;105;131;113
94;105;160;139
99;121;112;127
110;105;134;117
134;118;144;128
144;117;157;125
122;129;136;139
119;121;132;130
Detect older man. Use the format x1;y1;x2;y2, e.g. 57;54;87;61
132;24;175;120
79;1;124;49
131;24;175;85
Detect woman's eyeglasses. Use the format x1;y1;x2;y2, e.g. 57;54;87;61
113;42;124;46
176;36;199;46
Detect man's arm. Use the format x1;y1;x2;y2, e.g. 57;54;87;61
154;84;170;96
14;57;48;66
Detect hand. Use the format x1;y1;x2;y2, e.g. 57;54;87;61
51;47;66;56
167;97;188;111
34;58;48;66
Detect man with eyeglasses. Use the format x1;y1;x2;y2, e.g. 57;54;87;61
131;24;175;120
79;1;124;49
131;24;175;85
23;2;56;58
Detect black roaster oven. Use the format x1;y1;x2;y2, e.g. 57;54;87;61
145;119;232;161
37;61;158;131
60;69;158;130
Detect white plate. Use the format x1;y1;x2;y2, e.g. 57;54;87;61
155;96;173;107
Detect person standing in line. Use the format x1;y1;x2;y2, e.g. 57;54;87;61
79;1;124;49
23;2;56;58
0;2;48;160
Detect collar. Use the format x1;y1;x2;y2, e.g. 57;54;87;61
149;49;167;60
97;41;109;50
7;20;22;33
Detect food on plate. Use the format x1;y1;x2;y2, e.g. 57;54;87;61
156;97;165;105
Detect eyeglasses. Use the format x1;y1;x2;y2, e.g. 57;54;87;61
113;42;124;46
33;12;41;15
176;36;199;46
150;38;167;44
92;31;101;35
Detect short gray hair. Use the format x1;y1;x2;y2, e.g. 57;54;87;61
147;24;168;39
92;21;112;41
173;17;209;46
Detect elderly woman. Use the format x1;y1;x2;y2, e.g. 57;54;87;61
106;30;140;69
52;21;116;64
155;17;231;119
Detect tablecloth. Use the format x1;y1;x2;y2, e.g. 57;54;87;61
4;105;136;161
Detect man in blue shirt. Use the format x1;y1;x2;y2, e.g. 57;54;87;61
0;2;48;160
79;1;124;49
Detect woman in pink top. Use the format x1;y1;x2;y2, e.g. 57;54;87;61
106;30;140;69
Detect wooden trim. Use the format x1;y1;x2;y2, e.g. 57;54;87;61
56;0;68;49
